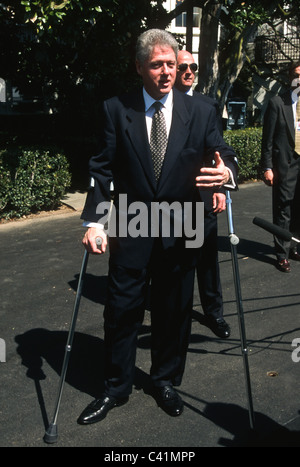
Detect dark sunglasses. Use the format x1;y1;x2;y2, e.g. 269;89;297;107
178;63;198;73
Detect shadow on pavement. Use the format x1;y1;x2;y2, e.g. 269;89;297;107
218;236;276;266
15;328;300;447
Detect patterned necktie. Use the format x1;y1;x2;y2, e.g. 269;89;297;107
150;101;168;181
295;99;300;156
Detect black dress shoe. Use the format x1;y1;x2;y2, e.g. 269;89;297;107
77;394;128;425
154;385;184;417
206;316;231;338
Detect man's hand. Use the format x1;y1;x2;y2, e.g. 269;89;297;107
195;152;230;189
213;192;226;214
263;169;274;186
82;227;107;254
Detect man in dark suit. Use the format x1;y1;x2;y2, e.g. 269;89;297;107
261;61;300;272
77;29;238;425
175;50;231;338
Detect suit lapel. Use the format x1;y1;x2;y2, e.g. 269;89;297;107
158;90;190;190
125;90;157;190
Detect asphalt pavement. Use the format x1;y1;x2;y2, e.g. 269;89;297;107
0;182;300;450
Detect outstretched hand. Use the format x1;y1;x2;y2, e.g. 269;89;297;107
195;152;230;189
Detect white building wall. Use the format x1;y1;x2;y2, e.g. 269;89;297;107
164;0;200;60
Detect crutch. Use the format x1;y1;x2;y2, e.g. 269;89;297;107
226;190;255;431
43;237;102;444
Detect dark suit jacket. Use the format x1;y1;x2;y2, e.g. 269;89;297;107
81;87;238;269
192;91;223;135
261;90;296;177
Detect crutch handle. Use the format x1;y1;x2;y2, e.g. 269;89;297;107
229;233;239;245
96;237;102;249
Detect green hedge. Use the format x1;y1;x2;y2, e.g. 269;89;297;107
0;146;71;220
223;127;263;183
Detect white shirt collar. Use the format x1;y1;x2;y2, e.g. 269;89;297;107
143;88;173;112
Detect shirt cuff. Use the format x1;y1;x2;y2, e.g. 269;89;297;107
223;168;236;189
82;221;104;229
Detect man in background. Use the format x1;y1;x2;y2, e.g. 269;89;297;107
261;61;300;272
175;49;231;339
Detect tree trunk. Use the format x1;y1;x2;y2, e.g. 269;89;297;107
197;3;222;99
218;24;258;110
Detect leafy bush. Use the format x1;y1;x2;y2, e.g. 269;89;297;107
223;127;263;183
0;146;71;219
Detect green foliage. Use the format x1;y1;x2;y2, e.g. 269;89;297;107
227;1;270;31
0;146;71;219
3;0;161;105
223;127;263;183
2;0;299;108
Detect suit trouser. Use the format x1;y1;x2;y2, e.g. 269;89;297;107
103;239;195;398
273;157;300;260
196;211;223;319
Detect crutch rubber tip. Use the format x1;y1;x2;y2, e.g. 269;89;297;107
43;423;58;444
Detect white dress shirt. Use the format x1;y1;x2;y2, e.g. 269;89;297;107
144;88;173;140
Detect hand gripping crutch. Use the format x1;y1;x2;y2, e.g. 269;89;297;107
43;237;102;444
226;190;255;431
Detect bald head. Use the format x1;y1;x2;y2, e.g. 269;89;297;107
175;50;198;93
178;50;194;63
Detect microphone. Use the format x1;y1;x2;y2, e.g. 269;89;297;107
253;217;300;243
